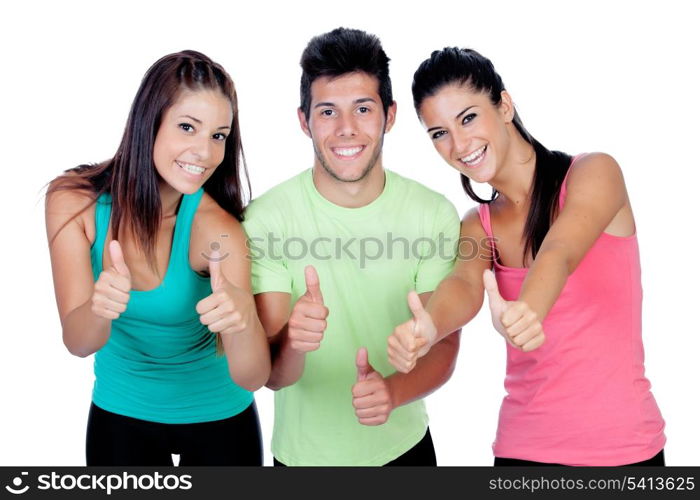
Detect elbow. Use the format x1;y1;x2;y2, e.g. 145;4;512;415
64;341;92;358
264;373;292;392
63;333;94;358
231;365;272;393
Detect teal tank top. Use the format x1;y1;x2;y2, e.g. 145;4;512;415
90;189;253;423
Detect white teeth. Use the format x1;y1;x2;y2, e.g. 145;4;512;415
460;146;486;164
178;162;205;174
334;146;363;157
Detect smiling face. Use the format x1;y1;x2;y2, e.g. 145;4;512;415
298;71;396;183
153;88;233;195
418;83;514;184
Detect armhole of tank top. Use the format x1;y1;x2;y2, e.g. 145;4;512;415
558;153;587;210
92;194;111;274
477;203;494;238
173;188;205;273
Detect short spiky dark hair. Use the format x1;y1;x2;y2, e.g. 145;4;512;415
299;27;393;119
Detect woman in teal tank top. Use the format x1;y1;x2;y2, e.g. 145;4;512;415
45;51;270;465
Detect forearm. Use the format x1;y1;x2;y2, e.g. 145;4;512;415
265;328;307;391
518;247;569;321
61;300;112;357
426;276;483;341
386;332;460;408
221;317;271;392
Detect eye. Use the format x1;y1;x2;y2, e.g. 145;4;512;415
213;132;228;141
357;106;370;114
431;130;447;140
179;123;195;133
462;113;477;125
320;109;335;117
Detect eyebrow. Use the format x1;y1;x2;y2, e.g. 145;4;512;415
426;105;477;133
312;97;378;108
178;114;231;130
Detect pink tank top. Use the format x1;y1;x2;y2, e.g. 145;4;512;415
478;157;666;465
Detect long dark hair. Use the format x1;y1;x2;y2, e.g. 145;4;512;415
47;50;250;267
412;48;571;264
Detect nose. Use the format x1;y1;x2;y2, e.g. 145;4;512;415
335;113;358;137
190;134;212;162
451;128;472;157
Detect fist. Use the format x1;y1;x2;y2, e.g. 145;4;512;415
91;240;131;320
196;251;255;335
287;265;329;353
387;291;434;373
352;347;394;426
483;269;545;351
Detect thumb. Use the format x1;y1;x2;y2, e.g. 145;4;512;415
209;250;225;291
407;290;426;321
355;347;372;382
304;265;323;304
109;240;131;278
483;269;505;310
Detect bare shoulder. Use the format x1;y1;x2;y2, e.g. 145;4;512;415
45;174;97;242
193;192;246;243
460;206;487;238
191;192;248;274
566;152;625;192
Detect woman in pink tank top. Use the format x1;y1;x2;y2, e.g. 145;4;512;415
385;47;665;466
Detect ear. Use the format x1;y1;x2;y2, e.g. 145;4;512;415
383;101;397;133
297;107;312;138
499;91;515;123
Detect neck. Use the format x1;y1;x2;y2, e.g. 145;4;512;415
489;127;536;209
158;180;184;218
312;158;386;208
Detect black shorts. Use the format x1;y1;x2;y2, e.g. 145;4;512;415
86;402;263;466
273;427;437;466
494;449;665;467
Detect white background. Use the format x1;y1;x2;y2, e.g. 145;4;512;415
1;0;697;466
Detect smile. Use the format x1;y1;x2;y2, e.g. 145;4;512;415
459;145;487;167
176;161;205;175
331;146;365;159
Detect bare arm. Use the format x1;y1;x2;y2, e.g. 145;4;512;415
45;185;117;357
254;268;328;391
254;292;304;390
388;209;490;373
352;291;460;425
193;206;271;392
519;153;631;320
386;292;461;406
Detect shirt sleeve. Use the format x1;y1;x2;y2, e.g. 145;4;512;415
242;201;292;295
415;196;460;294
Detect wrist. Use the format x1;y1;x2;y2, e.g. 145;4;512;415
384;374;401;410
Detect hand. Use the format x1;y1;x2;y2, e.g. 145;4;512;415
387;291;434;373
197;251;255;335
352;347;394;426
286;265;329;353
483;269;545;351
91;240;131;320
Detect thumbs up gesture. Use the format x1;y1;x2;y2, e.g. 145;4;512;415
352;347;394;426
196;252;255;336
387;291;436;374
286;265;329;353
483;269;545;351
91;240;132;320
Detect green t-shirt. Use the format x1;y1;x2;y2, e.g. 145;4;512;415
243;168;459;465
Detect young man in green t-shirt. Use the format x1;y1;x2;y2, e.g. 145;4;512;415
243;27;461;466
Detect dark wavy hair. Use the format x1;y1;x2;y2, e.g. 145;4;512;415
299;27;393;119
47;50;250;267
412;47;571;264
